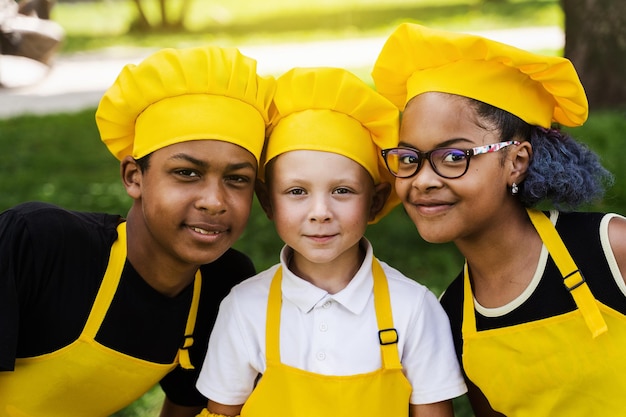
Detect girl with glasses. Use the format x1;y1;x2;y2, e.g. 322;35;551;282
373;23;626;417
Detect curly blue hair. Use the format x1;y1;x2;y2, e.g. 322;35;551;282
470;98;614;210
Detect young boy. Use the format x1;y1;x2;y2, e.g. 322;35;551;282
0;46;274;417
195;67;467;417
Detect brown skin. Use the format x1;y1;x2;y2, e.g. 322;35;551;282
397;92;626;416
121;139;257;297
121;139;257;417
608;217;626;282
396;92;541;307
160;397;204;417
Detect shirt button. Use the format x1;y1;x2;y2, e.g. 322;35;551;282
319;323;328;332
323;301;332;309
316;351;326;361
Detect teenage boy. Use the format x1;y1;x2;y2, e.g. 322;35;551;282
0;46;274;417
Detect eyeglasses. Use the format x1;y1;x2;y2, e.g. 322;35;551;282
381;141;520;179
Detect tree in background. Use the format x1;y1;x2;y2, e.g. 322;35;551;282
131;0;192;31
562;0;626;110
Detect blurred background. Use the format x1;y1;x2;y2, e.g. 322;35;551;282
0;0;624;415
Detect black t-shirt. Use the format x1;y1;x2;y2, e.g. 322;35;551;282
440;211;626;362
0;201;255;406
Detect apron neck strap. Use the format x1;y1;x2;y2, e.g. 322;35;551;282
371;259;402;369
461;262;476;336
177;270;202;369
82;221;202;369
526;208;607;337
266;260;402;369
463;209;607;338
82;223;127;339
266;266;283;363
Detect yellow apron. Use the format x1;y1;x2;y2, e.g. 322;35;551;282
0;223;202;417
462;209;626;416
240;259;412;417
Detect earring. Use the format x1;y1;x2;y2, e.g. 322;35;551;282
511;182;519;195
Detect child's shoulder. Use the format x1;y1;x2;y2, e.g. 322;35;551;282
1;201;121;249
2;201;119;225
377;259;449;325
217;264;280;322
230;263;281;297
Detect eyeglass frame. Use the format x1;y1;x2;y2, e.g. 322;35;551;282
381;140;521;179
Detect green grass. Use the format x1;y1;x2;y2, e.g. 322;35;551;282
0;111;125;212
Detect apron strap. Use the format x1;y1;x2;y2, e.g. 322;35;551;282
81;221;202;368
372;259;402;370
81;222;127;339
177;270;202;370
461;262;476;337
266;262;402;370
266;266;283;363
526;208;607;338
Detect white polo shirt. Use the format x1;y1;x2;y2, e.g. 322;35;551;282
196;239;466;406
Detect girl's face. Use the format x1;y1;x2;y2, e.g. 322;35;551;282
395;92;516;244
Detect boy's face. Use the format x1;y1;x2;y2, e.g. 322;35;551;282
132;139;257;268
266;150;377;273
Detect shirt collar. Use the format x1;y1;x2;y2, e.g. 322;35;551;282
278;239;375;315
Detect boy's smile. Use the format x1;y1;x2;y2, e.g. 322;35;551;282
125;139;257;288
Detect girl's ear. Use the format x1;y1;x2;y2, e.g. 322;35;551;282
255;179;274;220
369;182;392;222
121;156;142;199
508;140;533;187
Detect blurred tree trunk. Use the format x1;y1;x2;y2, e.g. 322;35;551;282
131;0;151;30
132;0;191;31
561;0;626;110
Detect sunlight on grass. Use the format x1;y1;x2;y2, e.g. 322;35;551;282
55;0;480;35
52;0;562;52
184;0;473;27
52;0;135;35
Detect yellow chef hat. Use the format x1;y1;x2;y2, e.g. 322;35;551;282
96;46;275;162
264;67;400;223
372;23;588;128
